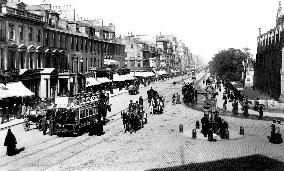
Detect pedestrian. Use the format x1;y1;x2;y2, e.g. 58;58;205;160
176;93;181;104
139;96;143;106
4;128;18;156
49;114;55;136
172;94;176;105
232;99;238;115
259;105;264;119
149;99;154;115
21;103;26;118
42;116;47;135
254;99;260;111
269;120;283;144
242;99;249;117
223;98;227;110
201;114;209;137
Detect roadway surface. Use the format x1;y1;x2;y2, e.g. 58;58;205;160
1;71;284;171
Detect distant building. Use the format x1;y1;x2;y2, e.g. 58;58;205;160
244;64;254;88
122;35;143;69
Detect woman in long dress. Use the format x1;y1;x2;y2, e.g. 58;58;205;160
4;129;17;156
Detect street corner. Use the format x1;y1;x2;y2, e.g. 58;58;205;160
182;127;245;141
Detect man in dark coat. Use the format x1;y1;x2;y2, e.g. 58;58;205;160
139;96;143;106
49;114;55;136
42;116;47;135
258;105;264;119
4;128;17;156
201;114;209;137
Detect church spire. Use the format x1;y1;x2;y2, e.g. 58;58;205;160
277;1;283;26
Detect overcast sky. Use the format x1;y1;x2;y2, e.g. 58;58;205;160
22;0;281;63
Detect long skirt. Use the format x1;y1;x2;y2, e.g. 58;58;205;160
6;144;17;156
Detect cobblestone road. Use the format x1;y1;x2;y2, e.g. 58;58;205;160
1;71;284;171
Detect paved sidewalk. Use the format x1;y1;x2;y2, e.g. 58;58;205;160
201;80;284;120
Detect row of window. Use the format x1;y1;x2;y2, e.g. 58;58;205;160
8;24;41;42
44;31;124;55
6;23;124;56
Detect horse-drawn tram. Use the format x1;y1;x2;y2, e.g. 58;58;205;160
23;92;111;136
55;100;99;135
55;94;111;136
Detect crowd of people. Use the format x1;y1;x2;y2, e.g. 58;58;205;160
201;110;229;141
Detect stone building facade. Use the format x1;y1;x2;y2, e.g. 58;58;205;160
0;0;125;99
122;35;143;69
255;2;284;100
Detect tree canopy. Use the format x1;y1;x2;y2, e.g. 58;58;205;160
209;48;254;81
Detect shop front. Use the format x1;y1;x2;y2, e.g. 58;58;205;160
39;68;58;100
58;72;75;97
0;69;34;123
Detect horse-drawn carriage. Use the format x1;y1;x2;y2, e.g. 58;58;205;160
182;83;195;104
23;109;46;131
121;105;147;133
147;88;164;114
128;85;139;95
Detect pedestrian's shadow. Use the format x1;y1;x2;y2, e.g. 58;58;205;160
16;147;25;155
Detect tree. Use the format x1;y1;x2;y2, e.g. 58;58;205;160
209;48;253;81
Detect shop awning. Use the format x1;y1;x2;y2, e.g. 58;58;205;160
113;74;126;82
121;74;134;80
104;59;119;65
5;81;34;97
0;84;14;99
97;77;111;83
19;69;28;75
130;71;155;77
41;68;55;74
86;77;101;87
